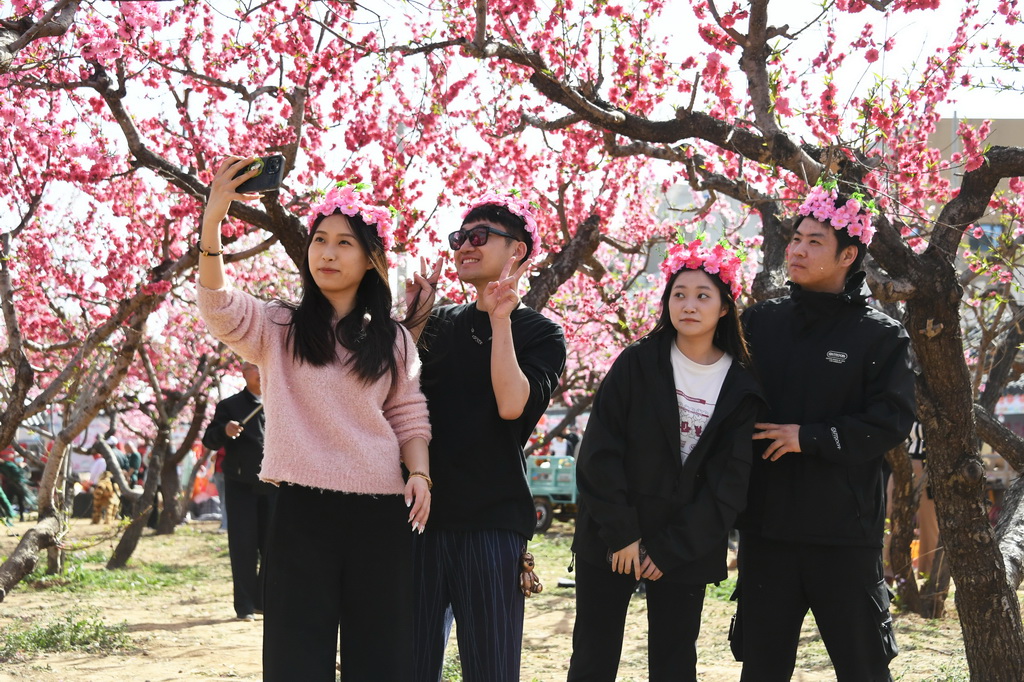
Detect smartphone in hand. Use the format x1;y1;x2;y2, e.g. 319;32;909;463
234;154;285;193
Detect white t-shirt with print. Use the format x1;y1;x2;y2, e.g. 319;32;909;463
670;344;733;465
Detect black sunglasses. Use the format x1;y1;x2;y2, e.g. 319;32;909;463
448;225;516;250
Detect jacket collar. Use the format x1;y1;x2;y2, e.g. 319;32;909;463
788;271;868;323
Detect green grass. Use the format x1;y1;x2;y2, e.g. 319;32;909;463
0;608;133;662
441;649;463;682
23;547;213;594
706;575;737;601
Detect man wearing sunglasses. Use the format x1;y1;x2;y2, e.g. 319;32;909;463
405;193;566;682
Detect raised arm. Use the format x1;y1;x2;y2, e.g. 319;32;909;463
198;156;263;291
481;255;533;420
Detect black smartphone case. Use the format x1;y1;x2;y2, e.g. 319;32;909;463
235;154;285;193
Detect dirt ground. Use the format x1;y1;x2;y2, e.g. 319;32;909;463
0;517;970;681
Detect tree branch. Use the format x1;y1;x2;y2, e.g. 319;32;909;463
0;0;79;74
974;403;1024;473
929;146;1024;264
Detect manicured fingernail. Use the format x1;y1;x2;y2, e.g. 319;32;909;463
405;497;412;507
411;521;419;532
418;525;425;534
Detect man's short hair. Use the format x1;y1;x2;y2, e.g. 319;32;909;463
462;204;533;261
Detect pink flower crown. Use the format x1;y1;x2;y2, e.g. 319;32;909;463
659;239;744;300
462;189;540;257
797;182;878;246
307;183;396;251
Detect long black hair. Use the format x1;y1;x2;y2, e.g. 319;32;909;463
278;211;402;386
648;267;752;369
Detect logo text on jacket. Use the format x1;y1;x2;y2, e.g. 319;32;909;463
831;427;842;450
826;351;848;364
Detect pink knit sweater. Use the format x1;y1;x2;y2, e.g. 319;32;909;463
197;281;431;495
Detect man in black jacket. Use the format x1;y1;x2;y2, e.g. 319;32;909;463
736;187;915;681
202;362;276;621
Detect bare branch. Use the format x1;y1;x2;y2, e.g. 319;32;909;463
737;0;780;137
975;403;1024;474
604;131;689;163
0;0;80;73
706;0;746;44
929;146;1024;264
473;0;487;47
521;112;584;131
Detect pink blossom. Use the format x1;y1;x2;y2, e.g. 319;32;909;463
660;240;744;299
797;185;876;245
308;185;396;251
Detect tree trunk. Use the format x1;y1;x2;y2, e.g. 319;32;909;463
155;444;182;535
523;213;602;311
46;545;62;575
996;476;1024;590
920;544;952;619
0;513;60;602
886;445;923;614
906;280;1024;679
108;432;167;569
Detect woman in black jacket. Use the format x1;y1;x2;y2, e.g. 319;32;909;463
567;240;764;682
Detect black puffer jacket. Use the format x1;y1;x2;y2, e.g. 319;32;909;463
572;332;765;584
738;273;916;547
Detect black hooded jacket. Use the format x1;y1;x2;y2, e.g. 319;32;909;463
572;332;765;584
737;272;915;547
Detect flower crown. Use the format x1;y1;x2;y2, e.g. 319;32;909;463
659;238;744;300
308;183;397;251
797;179;879;246
462;189;540;257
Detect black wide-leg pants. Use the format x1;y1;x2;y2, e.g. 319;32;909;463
262;484;413;681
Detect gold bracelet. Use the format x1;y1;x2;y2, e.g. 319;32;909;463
198;242;223;257
409;471;433;490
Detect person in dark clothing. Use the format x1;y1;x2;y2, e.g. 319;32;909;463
120;443;143;488
0;459;34;522
405;192;567;682
202;361;277;621
567;240;764;682
734;183;916;682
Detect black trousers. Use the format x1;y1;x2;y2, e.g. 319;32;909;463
567;558;705;682
2;482;29;521
224;477;276;618
262;485;413;682
736;533;897;682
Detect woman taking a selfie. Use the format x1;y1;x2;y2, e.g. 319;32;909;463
195;156;431;681
567;239;764;682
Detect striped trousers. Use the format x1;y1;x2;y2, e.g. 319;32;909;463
412;528;526;682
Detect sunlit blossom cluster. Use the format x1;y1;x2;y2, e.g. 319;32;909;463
659;239;744;300
307;184;396;251
797;184;877;246
462;190;540;257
